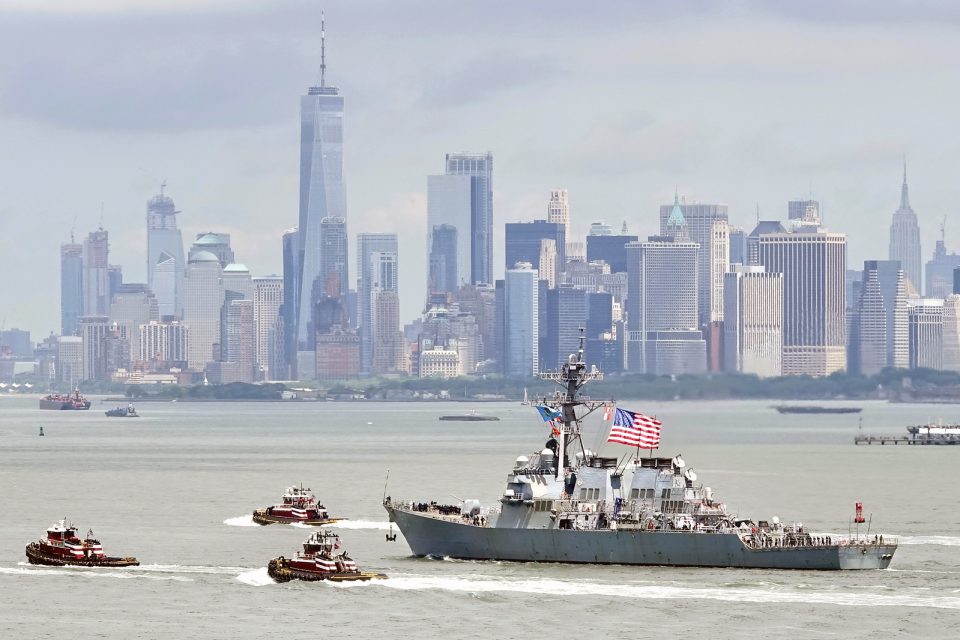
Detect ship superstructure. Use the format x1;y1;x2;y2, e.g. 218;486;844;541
385;334;898;570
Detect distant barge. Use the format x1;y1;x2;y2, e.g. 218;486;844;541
775;405;862;415
439;412;500;422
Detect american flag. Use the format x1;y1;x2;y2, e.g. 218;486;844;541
607;408;662;449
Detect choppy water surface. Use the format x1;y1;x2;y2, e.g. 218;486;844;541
2;396;958;638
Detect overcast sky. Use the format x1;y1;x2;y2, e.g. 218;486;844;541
2;0;959;338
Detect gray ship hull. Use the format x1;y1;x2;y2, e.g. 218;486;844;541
386;506;895;570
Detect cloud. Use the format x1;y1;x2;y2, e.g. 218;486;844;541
418;53;559;109
0;36;307;132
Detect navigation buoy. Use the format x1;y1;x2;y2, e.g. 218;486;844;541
39;426;45;437
854;502;865;524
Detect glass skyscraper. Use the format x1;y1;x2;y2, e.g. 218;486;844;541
146;185;185;318
295;27;346;377
445;153;493;285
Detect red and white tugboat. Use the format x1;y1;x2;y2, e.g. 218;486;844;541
267;530;386;583
25;519;139;567
252;484;341;525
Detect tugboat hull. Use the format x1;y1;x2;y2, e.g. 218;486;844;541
385;506;896;571
25;543;139;567
267;558;386;583
252;510;341;526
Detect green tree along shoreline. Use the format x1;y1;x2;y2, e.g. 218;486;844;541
86;368;960;401
7;368;956;401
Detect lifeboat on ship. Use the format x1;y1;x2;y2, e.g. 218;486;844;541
252;484;341;525
25;519;139;567
267;530;386;583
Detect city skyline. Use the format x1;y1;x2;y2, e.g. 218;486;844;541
2;2;960;340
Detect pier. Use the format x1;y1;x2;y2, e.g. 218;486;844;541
854;435;914;446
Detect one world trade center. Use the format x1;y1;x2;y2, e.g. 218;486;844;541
295;16;347;379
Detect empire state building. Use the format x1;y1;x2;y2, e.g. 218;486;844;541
888;161;922;294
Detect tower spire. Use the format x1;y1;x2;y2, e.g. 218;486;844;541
320;10;326;88
900;154;911;211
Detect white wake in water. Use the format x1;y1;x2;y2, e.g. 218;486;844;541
345;574;960;610
235;567;274;587
897;535;960;547
136;564;252;575
0;565;190;582
325;520;393;531
223;514;258;527
288;522;313;529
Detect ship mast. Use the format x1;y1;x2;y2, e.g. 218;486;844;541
538;328;604;478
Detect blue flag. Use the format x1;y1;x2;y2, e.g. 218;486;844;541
536;405;562;422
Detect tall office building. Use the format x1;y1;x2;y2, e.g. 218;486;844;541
908;299;943;370
182;251;224;370
445;152;493;284
722;265;783;377
547;189;570;243
109;284;159;364
83;228;110;317
190;232;234;267
503;262;539;377
146;185;185;317
729;226;747;265
546;188;582;262
428;224;458;295
356;233;398;374
222;299;256;382
295;18;347;375
585;232;638;274
504;220;566;276
538;239;558;289
889;161;922;294
79;316;113;381
319;217;348;298
56;336;84;386
280;228;299;378
368;250;403;374
943;295;960;372
925;234;960;299
855;260;909;375
252;276;283;380
788;200;820;223
222;263;253;301
61;238;84;336
138;320;189;368
754;224;847;376
625;237;702;374
427;174;472;291
659;194;729;326
542;284;587;370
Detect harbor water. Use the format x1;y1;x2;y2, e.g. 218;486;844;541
1;396;959;638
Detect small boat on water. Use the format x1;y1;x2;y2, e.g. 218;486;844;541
267;530;386;583
439;410;500;422
521;388;530;405
105;404;139;418
252;485;341;525
775;405;862;415
26;519;139;567
39;389;91;410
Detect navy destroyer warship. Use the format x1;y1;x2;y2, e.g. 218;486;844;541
385;336;897;570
